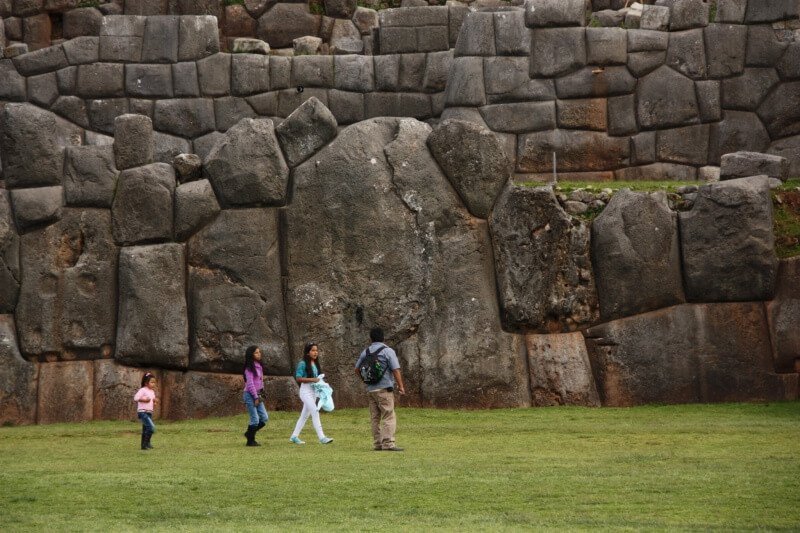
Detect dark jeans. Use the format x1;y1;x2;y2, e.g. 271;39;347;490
138;411;155;434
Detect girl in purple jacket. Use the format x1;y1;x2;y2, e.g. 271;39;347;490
242;345;269;447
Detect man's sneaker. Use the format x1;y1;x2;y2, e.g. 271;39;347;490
289;436;305;445
319;437;334;444
383;446;404;452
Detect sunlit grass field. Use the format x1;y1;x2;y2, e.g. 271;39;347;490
1;402;799;531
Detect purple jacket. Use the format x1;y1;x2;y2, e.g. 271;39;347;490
244;362;264;399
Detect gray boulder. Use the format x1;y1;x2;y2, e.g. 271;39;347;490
62;36;99;65
656;124;710;165
16;209;117;356
489;185;598;332
153;98;216;138
63;145;118;208
116;243;189;368
529;27;585;77
111;163;176;245
63;8;103;39
715;0;746;23
517;130;629;173
173;153;202;183
766;258;800;373
113;114;154;170
174;179;220;241
721;68;779;111
526;332;600;406
669;0;708;30
0;192;20;313
524;0;585;27
454;12;495;57
257;3;321;49
636;66;699;129
758;82;800;140
640;5;670;30
704;23;746;78
444;57;486;107
585;27;626;65
679;176;777;302
11;44;68;76
203;118;289;207
427;119;512;219
187;209;289;374
0;103;82;189
0;59;26;101
768;135;800;177
744;0;799;23
231;53;270;96
10;186;63;232
709;111;771;164
591;190;684;321
276;97;338;168
720;151;790;182
585;303;797;405
0;315;37;425
177;15;219;61
666;28;707;79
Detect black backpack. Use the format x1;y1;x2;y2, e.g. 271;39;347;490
358;346;387;385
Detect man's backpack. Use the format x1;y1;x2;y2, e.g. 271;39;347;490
358;346;387;385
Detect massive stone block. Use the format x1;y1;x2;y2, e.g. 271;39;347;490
427;119;512;219
554;66;635;99
744;0;799;23
187;209;289;374
480;101;556;133
709;111;771;164
17;209;117;356
141;15;179;63
286;118;529;407
704;23;746;78
769;135;800;176
116;243;189;368
153;98;216;138
113;114;154;170
637;66;699;129
758;82;800;139
0;192;20;313
721;151;790;182
11;44;68;76
177;15;219;61
767;257;800;373
0;59;27;101
454;11;495;57
489;185;598;332
680;177;777;302
202;118;289;207
443;56;485;107
257;3;320;49
494;9;530;56
174;179;220;241
0;103;82;189
526;333;600;406
585;303;797;406
10;186;63;232
38;361;94;424
275;97;338;168
160;370;245;420
93;361;161;420
722;68;780;111
592;190;684;321
517;129;630;172
656;124;710;165
231;53;269;96
666;28;707;79
530;27;586;77
524;0;585;27
0;315;37;425
111;163;175;245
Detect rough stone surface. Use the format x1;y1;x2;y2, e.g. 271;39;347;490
231;53;269;96
680;176;777;302
709;111;771;164
768;135;800;177
529;27;586;77
17;209;117;356
766;257;800;373
111;163;175;245
524;0;585;27
276;97;338;168
141;15;178;63
585;303;797;406
517;130;630;172
37;361;94;424
87;98;130;134
0;193;20;313
557;98;606;131
669;0;709;30
286;118;529;407
656;124;710;165
63;8;103;39
722;68;780;111
173;153;201;183
160;370;247;420
721;151;790;182
758;82;800;139
0;315;36;425
666;28;707;79
489;185;598;332
1;103;81;189
188;209;289;374
443;57;485;107
178;15;219;61
63;145;117;208
116;243;189;368
479;101;556;133
63;36;99;65
213;97;257;132
197;53;231;97
744;0;800;23
174;179;220;241
10;186;63;232
704;23;746;78
428;119;512;219
637;66;699;129
93;361;161;420
592;190;684;321
0;59;27;101
554;66;635;99
526;332;600;406
257;3;320;49
153;98;216;138
113;114;153;170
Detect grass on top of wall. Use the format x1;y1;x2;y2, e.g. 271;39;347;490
1;403;799;531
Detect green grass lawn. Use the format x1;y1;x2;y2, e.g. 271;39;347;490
1;403;799;531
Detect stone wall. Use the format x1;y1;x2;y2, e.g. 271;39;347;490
1;0;799;425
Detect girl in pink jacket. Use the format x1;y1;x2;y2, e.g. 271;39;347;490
133;372;157;450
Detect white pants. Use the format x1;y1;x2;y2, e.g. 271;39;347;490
291;383;325;439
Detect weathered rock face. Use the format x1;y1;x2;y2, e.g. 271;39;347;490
585;303;798;406
286;118;529;407
0;315;37;426
766;258;800;373
526;332;600;406
160;370;247;420
93;360;161;420
63;145;118;208
275;96;338;168
0;103;82;188
489;185;598;333
37;360;94;424
187;209;290;374
116;243;189;368
427;119;512;219
679;176;777;302
111;162;175;245
174;179;220;241
591;190;684;321
0;192;21;313
16;209;117;357
9;186;63;232
202;118;289;208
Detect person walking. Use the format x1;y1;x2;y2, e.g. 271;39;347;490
242;345;269;447
289;342;334;445
355;327;406;452
134;372;157;450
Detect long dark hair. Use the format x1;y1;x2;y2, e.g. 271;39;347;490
302;342;321;378
141;372;154;387
243;345;260;378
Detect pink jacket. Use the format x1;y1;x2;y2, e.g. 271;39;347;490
134;387;155;412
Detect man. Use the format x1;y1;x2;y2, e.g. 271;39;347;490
355;327;406;452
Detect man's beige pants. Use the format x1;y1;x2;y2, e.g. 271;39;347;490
368;388;396;450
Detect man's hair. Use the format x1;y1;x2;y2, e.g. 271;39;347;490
370;327;384;342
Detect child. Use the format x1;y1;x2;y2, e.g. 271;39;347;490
134;372;157;450
243;345;269;447
289;342;333;445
